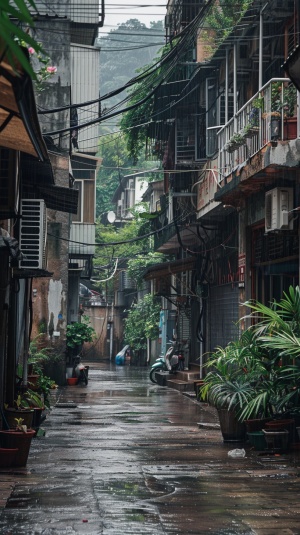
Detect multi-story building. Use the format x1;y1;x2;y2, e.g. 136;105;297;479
144;0;300;367
26;1;103;360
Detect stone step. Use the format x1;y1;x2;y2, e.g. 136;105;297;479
176;371;200;381
166;379;195;392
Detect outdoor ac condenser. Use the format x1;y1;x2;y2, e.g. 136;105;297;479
19;199;47;269
265;187;294;233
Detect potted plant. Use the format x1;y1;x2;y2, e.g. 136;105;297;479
4;394;34;429
66;315;96;358
0;418;36;467
283;83;297;139
200;337;261;441
224;132;246;153
242;122;259;139
241;285;300;442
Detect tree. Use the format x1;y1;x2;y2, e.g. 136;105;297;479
0;0;43;78
206;0;252;43
127;252;168;290
93;216;152;297
120;41;171;162
97;132;132;217
98;19;164;125
124;294;161;351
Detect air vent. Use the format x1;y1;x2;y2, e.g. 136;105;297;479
19;199;47;269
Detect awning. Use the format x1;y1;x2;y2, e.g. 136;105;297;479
37;184;79;214
283;45;300;92
0;50;50;161
143;256;196;281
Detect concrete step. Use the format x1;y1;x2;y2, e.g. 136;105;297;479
176;371;200;381
166;379;195;392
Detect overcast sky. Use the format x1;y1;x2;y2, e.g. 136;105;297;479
102;0;166;32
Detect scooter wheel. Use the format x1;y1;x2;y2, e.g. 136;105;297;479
150;366;163;384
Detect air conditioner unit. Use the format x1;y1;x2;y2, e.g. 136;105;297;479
265;187;294;233
19;199;47;269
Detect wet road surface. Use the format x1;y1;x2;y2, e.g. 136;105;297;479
1;362;300;534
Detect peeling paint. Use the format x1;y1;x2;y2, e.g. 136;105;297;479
48;279;63;332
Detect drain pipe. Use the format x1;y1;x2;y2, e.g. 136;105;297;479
259;3;268;90
233;42;237;131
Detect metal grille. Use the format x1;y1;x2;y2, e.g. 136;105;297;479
208;284;239;353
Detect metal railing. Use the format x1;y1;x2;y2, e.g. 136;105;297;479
217;78;299;180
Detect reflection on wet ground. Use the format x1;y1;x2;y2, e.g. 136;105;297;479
0;361;300;534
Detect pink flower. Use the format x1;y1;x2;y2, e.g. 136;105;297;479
28;47;35;55
46;66;57;74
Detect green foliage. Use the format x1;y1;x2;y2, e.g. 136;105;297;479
97;133;133;217
96;133;161;218
0;0;44;78
28;335;52;374
127;252;168;290
14;417;27;432
94;216;152;295
206;0;252;43
201;286;300;420
124;294;160;350
66;316;96;348
120;88;154;163
97;19;164;119
120;42;171;163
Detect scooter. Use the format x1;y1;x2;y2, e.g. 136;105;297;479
72;355;88;385
149;341;184;384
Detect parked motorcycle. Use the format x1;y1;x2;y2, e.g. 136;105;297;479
150;341;184;384
72;355;89;385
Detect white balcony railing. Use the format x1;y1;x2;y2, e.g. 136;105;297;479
217;78;299;180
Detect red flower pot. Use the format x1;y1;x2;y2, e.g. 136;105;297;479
0;429;36;467
67;377;78;386
0;448;19;468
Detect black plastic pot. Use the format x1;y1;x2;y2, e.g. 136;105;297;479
217;409;246;442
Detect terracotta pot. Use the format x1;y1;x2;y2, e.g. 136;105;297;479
284;116;297;140
0;448;19;468
0;429;35;467
67;377;78;386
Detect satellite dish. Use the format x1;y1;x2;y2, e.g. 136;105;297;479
107;211;116;223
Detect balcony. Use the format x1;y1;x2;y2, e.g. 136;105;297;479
217;78;299;181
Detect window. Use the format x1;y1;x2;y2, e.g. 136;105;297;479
72;180;95;223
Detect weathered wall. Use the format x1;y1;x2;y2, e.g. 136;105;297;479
34;18;71;151
32;154;70;355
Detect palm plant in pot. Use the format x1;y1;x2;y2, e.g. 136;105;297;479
200;332;268;441
200;327;281;441
242;286;300;440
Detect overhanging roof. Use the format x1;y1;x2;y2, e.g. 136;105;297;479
0;50;50;161
37;184;79;214
143;256;195;281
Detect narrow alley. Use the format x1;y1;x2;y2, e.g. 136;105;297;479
1;362;300;535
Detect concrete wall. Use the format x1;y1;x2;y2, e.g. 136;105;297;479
32;154;70;356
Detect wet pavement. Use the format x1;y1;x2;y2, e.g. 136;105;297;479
1;361;300;534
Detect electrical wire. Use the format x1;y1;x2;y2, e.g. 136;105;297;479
39;0;213;124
